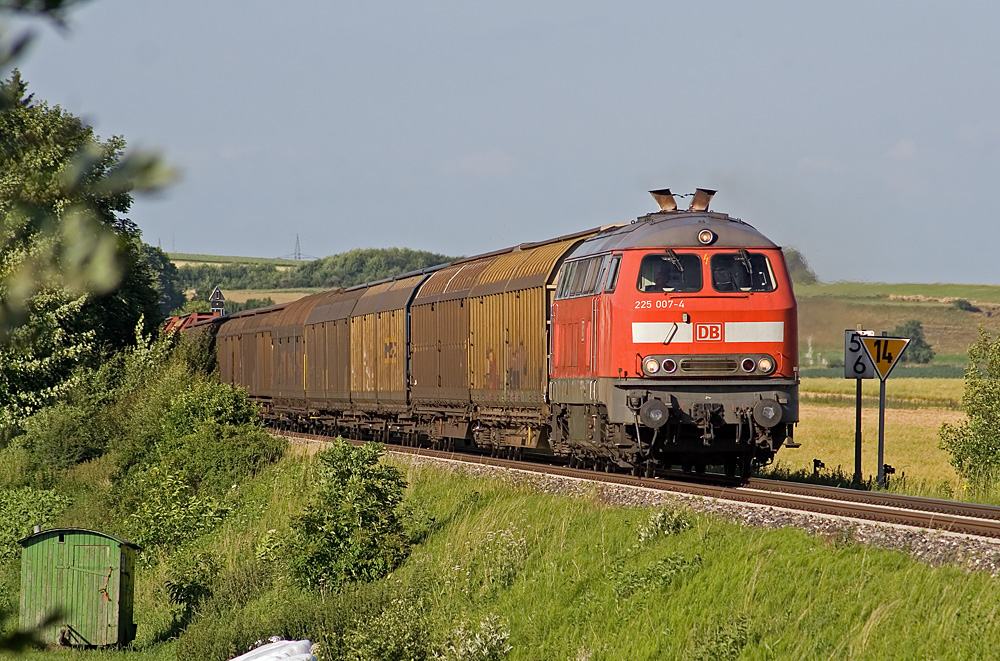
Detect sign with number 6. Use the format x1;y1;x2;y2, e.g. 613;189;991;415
844;330;876;380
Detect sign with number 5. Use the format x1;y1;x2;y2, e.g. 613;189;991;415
845;330;876;380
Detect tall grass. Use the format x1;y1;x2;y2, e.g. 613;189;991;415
390;461;1000;659
14;453;1000;660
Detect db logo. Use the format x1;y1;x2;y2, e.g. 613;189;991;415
695;323;723;342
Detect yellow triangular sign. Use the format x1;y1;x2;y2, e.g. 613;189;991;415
860;336;910;380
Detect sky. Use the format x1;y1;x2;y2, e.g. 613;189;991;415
7;1;1000;283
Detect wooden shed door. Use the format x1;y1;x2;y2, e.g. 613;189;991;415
69;544;115;645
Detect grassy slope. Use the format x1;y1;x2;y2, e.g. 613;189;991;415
21;454;1000;660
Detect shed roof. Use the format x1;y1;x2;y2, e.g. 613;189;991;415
18;527;142;551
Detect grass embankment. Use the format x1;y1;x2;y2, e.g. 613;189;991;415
18;452;1000;660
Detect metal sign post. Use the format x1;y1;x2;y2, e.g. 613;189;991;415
844;329;875;486
860;333;910;488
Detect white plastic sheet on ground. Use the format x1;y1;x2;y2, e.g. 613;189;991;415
228;639;315;661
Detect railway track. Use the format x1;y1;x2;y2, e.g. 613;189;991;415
278;430;1000;541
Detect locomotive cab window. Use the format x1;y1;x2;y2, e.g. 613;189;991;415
710;251;776;293
636;253;702;293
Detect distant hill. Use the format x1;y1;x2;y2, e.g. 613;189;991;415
796;282;1000;376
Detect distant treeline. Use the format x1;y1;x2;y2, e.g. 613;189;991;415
178;246;819;301
178;247;457;299
784;248;818;285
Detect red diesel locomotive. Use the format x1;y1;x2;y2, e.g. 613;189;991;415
204;188;798;477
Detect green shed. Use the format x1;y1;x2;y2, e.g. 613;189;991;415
18;527;140;647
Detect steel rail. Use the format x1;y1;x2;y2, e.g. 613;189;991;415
277;430;1000;541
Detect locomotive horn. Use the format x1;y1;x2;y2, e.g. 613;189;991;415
688;188;716;212
649;188;677;211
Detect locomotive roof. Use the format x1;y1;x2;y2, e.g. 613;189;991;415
566;211;778;260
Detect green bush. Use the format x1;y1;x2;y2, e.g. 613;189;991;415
287;441;409;591
0;487;70;563
953;299;981;313
636;506;693;544
175;579;399;661
155;423;286;495
17;402;106;472
164;550;220;627
436;614;513;661
119;465;228;558
343;598;431;661
891;319;934;364
941;330;1000;484
160;381;261;440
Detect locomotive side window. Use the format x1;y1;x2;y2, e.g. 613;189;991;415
636;253;702;293
603;256;621;293
556;256;607;299
710;251;776;292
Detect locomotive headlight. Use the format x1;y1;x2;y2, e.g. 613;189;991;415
757;356;775;374
698;229;717;245
661;358;677;373
741;358;756;372
643;357;661;374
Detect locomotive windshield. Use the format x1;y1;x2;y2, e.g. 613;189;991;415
710;252;776;292
636;253;703;293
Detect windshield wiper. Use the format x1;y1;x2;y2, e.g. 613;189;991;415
736;249;752;275
664;249;684;273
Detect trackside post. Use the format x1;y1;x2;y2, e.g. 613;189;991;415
845;328;875;486
859;332;910;488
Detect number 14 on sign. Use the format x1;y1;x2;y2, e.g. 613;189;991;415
860;336;910;381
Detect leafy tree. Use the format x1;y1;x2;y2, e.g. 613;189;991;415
292;247;453;289
287;441;410;591
891;319;934;364
0;2;172;653
783;248;818;285
0;71;169;430
0;290;96;429
178;298;211;314
143;244;186;315
941;330;1000;483
0;70;171;337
